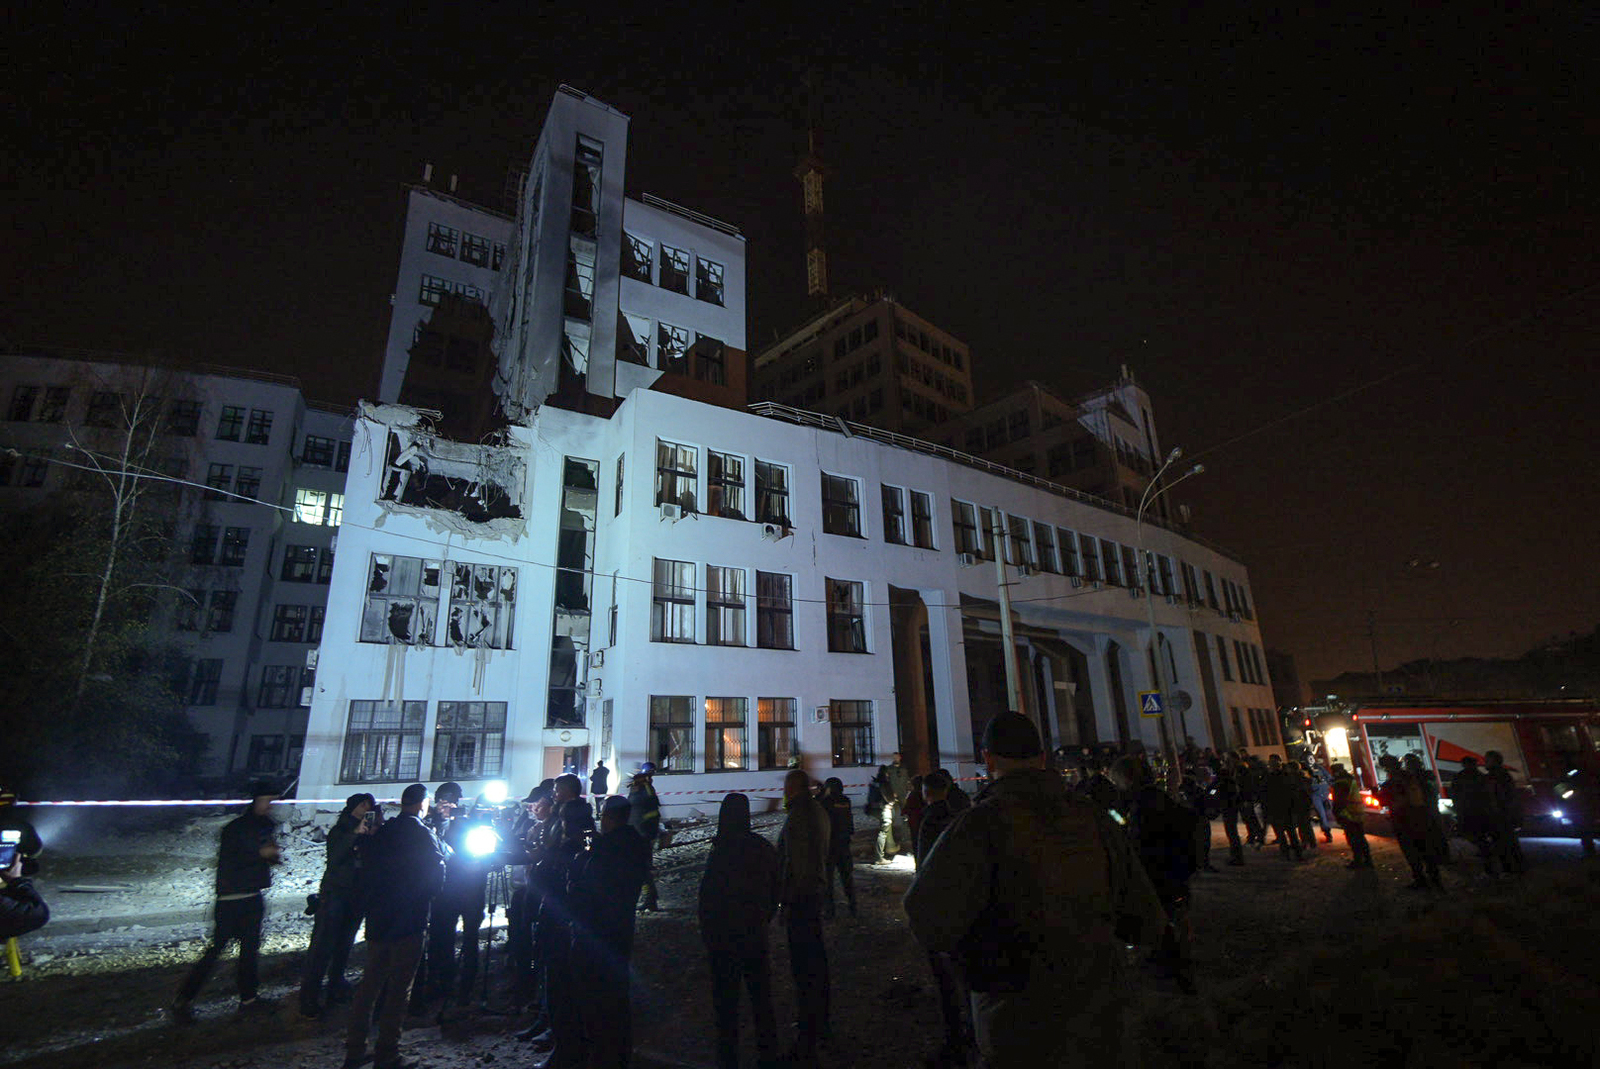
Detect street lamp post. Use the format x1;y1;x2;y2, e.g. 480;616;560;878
1137;448;1205;776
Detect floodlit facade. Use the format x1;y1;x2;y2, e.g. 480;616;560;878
297;390;1279;809
0;349;353;781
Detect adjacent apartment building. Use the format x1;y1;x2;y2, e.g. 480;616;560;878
0;348;354;782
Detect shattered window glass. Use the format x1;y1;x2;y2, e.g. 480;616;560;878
492;242;506;270
696;257;725;305
821;474;861;537
207;590;238;633
258;666;298;708
622;233;652;283
426;222;459;257
205;463;233;500
432;701;508;779
758;697;797;769
659;244;690;294
360;554;441;646
447;561;517;649
910;492;935;549
691;334;726;385
562;329;590;376
282;545;318;582
418;274;451;306
756;572;794;650
657;322;690;374
564;237;596;320
826;578;867;653
704;697;748;770
830;700;875;766
617;311;651;366
648;696;695;772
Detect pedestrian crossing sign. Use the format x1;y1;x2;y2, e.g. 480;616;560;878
1138;690;1164;717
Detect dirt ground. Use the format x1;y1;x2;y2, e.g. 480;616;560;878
4;806;1598;1069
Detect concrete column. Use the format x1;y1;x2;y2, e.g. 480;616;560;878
925;591;974;772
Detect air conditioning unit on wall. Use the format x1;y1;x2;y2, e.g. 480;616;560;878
659;502;682;521
589;649;605;669
957;552;978;567
761;522;792;540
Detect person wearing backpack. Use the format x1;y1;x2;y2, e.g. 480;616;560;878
904;713;1165;1067
1110;755;1200;994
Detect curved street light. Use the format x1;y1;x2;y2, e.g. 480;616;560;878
1137;447;1205;777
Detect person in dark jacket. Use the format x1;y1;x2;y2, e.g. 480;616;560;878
906;714;1166;1068
345;782;446;1069
628;765;662;912
699;792;780;1069
1111;755;1199;994
0;852;48;940
590;761;611;818
1214;756;1247;866
777;770;831;1068
1288;761;1318;854
903;774;927;868
871;763;899;863
1238;754;1268;847
915;771;970;1066
300;793;375;1017
1449;756;1498;875
819;777;857;918
172;781;282;1019
1484;750;1526;874
423;796;499;1006
534;799;595;1066
1262;756;1304;861
938;768;972;813
572;795;650;1069
1074;759;1120;813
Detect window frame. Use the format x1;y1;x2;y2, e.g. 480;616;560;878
339;699;426;783
704;696;748;771
755;461;791;526
707;451;746;520
706;565;748;647
881;484;908;545
826;577;868;654
821;473;862;537
648;695;696;772
829;699;875;767
758;697;798;770
650;558;696;643
430;700;508;780
654;440;698;511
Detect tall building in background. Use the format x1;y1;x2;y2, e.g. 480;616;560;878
750;294;975;436
0;348;353;783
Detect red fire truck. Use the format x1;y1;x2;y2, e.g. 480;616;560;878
1307;698;1600;835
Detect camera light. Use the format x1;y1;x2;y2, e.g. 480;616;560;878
1550;809;1564;821
482;779;509;805
464;824;499;858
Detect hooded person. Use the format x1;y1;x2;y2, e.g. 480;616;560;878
537;799;596;1066
905;712;1165;1068
699;792;780;1069
571;794;650;1069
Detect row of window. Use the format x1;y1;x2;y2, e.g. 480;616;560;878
1215;636;1268;686
360;555;518;649
966;409;1036;454
205;464;262;501
418;274;486;307
292;488;345;527
6;386;276;445
281;544;335;584
301;435;351;471
649;561;866;654
333;693;875;785
617;312;727;384
832;319;880;361
258;666;315;708
895;318;965;371
897;350;968;404
0;453;49;488
424;221;507;270
191;525;251;567
652;442;792;525
621;233;725;306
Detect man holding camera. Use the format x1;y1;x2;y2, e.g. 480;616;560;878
300;793;377;1018
172;781;283;1019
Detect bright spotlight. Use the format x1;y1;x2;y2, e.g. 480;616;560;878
482;779;509;805
465;824;500;858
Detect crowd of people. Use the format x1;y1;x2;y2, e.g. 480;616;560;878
152;727;1597;1069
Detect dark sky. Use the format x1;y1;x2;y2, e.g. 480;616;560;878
8;7;1597;695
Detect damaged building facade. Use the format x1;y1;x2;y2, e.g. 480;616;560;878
296;390;1280;807
0;348;354;782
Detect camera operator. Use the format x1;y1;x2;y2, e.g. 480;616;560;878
0;785;43;868
421;790;503;1007
172;781;283;1019
0;847;48;940
299;793;377;1018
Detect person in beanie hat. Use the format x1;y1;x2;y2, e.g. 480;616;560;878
300;792;376;1016
905;714;1164;1068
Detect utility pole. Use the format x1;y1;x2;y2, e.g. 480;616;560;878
1368;609;1384;694
990;506;1023;717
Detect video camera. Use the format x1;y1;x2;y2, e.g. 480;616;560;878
0;829;21;869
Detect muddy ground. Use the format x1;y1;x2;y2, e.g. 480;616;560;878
3;807;1597;1069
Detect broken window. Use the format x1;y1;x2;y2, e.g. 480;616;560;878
38;386;69;423
216;405;245;441
378;432;520;522
826;578;867;653
617;310;651;366
562;328;590;376
282;545;319;582
546;459;593;727
460;232;490;266
205;463;233;500
755;461;790;526
657;322;690;374
432;701;508;779
246;409;273;444
188;659;224;705
166;399;201;436
9;385;38;421
707;566;747;647
564;237;596;320
302;435;336;466
86;391;124;428
447;561;516;649
258;666;299;708
426;221;459;257
651;559;695;643
339;700;425;783
691;334;726;385
317;546;335;584
571;134;603;237
190;524;220;565
622;233;652;283
659;244;690;294
207;590;238;633
654;440;697;510
696;257;725;305
707;451;745;519
649;696;695;772
360;554;441;646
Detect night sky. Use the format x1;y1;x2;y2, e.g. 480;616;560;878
8;7;1597;695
